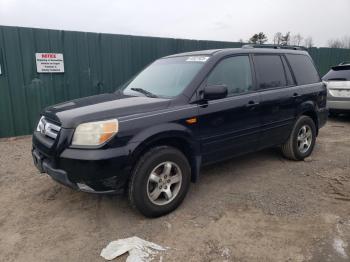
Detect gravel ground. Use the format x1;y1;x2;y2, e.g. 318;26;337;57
0;116;349;262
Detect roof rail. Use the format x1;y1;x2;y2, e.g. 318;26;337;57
339;61;350;65
242;44;307;51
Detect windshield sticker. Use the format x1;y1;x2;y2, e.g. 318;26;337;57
186;56;210;62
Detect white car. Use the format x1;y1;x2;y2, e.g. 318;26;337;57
323;62;350;114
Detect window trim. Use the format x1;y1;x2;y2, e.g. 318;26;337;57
281;55;297;87
201;54;257;98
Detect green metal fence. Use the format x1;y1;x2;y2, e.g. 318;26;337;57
0;25;349;138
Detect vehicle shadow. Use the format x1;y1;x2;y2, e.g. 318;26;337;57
328;113;350;123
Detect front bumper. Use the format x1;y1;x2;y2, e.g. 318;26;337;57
32;131;132;194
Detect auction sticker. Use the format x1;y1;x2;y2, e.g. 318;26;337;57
186;56;210;62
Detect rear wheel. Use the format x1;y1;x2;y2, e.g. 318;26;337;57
128;146;191;217
281;116;316;160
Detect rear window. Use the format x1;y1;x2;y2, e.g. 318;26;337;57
254;55;287;89
286;54;320;85
323;66;350;81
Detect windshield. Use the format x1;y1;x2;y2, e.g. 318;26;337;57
323;66;350;81
122;56;209;98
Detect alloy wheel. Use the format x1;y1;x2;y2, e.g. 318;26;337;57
297;125;313;154
147;161;182;206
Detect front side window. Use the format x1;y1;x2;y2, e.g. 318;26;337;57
123;56;208;98
207;56;253;95
254;55;287;89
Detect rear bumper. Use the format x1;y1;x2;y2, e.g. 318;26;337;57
327;100;350;110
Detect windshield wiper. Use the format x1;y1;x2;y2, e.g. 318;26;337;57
130;88;158;98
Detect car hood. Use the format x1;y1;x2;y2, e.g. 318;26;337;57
42;93;171;128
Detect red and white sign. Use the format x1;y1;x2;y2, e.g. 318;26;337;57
35;53;64;73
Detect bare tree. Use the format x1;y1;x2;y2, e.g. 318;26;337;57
328;36;350;49
290;33;303;46
280;32;291;46
328;39;344;48
304;36;314;48
342;36;350;49
273;32;283;45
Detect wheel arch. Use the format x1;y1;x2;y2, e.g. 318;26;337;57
297;101;319;135
126;127;201;183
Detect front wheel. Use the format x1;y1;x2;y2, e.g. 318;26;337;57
281;116;317;160
128;146;191;217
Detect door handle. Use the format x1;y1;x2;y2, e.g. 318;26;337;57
293;92;301;98
245;100;260;108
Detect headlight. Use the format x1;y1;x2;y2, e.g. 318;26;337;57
36;116;45;132
72;119;118;146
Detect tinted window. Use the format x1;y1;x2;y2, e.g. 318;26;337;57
281;56;295;86
207;56;253;95
123;56;207;98
286;54;320;85
323;66;350;81
254;55;287;89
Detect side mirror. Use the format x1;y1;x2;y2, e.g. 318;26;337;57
203;85;228;100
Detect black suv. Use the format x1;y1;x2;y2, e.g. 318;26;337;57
32;46;328;217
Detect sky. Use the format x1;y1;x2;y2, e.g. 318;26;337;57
0;0;349;47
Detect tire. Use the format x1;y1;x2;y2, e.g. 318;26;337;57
128;146;191;217
281;116;317;161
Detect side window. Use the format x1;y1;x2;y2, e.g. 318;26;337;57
254;55;287;89
207;56;253;95
285;54;320;85
281;56;295;86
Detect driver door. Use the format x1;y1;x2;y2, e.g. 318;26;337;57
197;55;261;164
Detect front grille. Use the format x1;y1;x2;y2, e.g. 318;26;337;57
37;116;61;140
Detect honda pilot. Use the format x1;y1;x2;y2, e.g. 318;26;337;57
32;46;328;217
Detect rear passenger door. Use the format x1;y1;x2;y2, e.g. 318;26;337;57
253;54;299;148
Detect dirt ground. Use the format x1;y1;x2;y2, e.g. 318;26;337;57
0;116;349;262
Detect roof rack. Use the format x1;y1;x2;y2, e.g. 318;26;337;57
242;44;307;51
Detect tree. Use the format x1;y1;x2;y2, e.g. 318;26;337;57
342;36;350;48
280;32;291;46
273;32;283;45
249;32;268;44
328;39;344;48
327;36;350;49
304;36;314;48
290;33;303;46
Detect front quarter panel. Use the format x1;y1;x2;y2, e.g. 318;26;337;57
117;104;200;152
